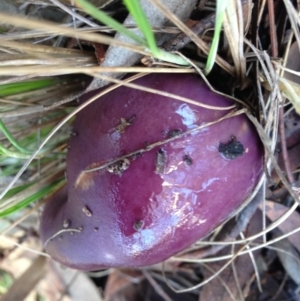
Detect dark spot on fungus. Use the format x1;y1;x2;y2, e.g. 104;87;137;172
63;219;71;228
116;118;131;133
127;114;136;124
131;152;142;160
82;206;92;217
115;115;136;133
218;136;245;160
106;158;130;175
155;149;167;174
94;227;99;232
168;129;182;138
144;141;150;150
133;220;144;231
183;154;193;166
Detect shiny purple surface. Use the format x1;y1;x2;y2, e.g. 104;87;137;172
40;74;263;270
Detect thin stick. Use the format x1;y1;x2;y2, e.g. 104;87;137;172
267;0;278;58
85;109;244;173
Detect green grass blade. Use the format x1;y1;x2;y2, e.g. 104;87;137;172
0;145;32;159
0;119;32;154
0;78;57;97
73;0;188;65
0;182;34;199
0;161;21;178
205;0;229;74
0;179;65;217
73;0;147;46
122;0;158;53
154;48;189;65
122;0;189;65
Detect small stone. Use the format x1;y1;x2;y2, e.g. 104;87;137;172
63;219;71;228
183;155;193;166
155;149;167;174
218;136;245;160
106;158;130;175
168;129;182;138
82;206;92;217
133;220;144;231
115;115;135;133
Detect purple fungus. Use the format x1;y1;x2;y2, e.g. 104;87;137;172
40;73;264;270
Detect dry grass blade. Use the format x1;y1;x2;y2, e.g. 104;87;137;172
171;198;299;264
200;263;238;301
0;40;92;55
246;112;298;203
0;66;194;76
165;243;250;293
170;222;300;265
143;270;173;301
0;53;97;67
90;72;237;110
223;0;246;85
49;0;100;28
283;0;300;54
239;232;262;293
0;12;147;55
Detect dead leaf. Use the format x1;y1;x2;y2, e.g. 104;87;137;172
273;229;300;286
104;269;144;301
199;210;263;301
284;41;300;85
271;143;300;184
36;261;72;301
261;200;300;253
50;261;103;301
1;255;46;301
